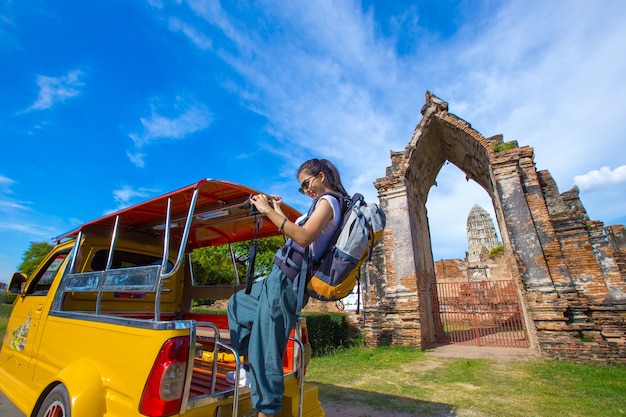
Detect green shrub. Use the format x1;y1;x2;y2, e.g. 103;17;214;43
190;307;226;314
493;142;516;152
488;244;505;258
303;312;361;356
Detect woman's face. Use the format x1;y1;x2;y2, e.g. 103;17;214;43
298;170;324;198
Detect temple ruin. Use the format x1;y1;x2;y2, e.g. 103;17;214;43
364;92;626;363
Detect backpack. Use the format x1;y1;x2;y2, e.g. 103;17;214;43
297;192;386;308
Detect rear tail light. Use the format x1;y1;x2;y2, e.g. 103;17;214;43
139;336;189;417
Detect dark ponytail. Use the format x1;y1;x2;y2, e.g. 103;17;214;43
298;158;348;196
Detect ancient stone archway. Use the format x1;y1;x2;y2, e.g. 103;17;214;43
365;92;626;363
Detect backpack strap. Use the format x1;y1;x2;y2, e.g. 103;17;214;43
245;213;262;294
244;241;257;294
294;247;309;316
301;191;346;221
308;192;351;251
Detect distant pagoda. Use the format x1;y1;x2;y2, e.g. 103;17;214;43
466;204;500;263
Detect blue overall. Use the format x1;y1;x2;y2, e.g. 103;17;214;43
227;257;301;415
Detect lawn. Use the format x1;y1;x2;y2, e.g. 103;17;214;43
306;346;626;417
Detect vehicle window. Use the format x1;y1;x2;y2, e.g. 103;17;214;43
90;250;173;271
27;250;70;296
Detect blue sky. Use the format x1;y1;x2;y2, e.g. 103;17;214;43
1;0;626;282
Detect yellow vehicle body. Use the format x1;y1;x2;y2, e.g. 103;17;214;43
0;179;325;417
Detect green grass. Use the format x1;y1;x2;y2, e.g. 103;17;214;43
306;346;626;417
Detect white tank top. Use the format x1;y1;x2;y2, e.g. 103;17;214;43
290;194;342;261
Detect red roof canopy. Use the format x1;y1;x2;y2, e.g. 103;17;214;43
57;179;302;250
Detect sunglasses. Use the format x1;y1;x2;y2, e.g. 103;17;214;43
298;173;319;194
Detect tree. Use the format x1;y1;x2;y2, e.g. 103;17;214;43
18;241;54;277
189;236;285;286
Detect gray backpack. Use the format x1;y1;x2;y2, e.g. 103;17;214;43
290;193;385;314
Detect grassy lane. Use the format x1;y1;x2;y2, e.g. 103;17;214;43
306;346;626;417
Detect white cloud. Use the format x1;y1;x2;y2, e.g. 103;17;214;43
185;0;244;49
574;166;626;192
107;185;160;213
0;200;31;211
127;98;212;166
0;174;16;193
26;69;85;111
0;220;54;237
0;175;62;238
169;17;212;50
126;151;146;168
129;102;212;146
0;175;33;213
113;185;155;206
147;0;164;9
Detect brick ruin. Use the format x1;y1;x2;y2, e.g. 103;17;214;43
364;91;626;363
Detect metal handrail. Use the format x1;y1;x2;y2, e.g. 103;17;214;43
161;188;200;279
67;231;82;275
156;188;200;321
289;336;305;417
195;322;222;394
214;340;242;417
97;216;120;315
161;198;172;276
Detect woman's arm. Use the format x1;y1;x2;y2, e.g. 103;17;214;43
250;194;333;247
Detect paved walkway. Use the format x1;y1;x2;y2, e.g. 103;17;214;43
425;343;541;361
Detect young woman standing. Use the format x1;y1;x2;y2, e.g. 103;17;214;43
228;158;348;416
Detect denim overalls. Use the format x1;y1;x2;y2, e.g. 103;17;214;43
227;247;302;415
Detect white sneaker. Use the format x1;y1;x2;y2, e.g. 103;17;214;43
226;367;251;388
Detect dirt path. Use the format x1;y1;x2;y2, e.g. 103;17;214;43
323;401;418;417
319;345;540;417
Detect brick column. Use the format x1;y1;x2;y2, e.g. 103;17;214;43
366;153;422;347
491;148;571;343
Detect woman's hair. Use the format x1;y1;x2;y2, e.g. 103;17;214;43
298;158;348;196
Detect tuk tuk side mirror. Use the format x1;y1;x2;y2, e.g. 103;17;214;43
8;272;27;294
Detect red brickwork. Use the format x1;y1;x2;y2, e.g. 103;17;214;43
434;256;514;283
434;259;466;282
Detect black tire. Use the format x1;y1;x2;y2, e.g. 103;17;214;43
36;385;71;417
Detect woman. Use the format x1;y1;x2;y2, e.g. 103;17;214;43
227;158;348;416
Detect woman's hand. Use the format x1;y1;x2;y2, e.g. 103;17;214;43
271;195;283;208
250;194;279;214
